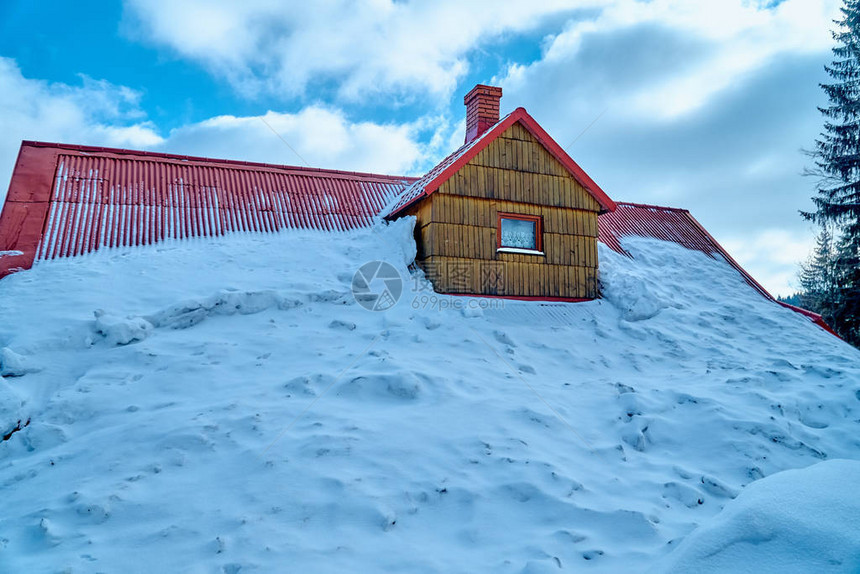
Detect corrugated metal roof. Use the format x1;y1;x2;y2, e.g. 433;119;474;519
0;143;836;337
597;201;772;298
0;141;415;277
597;202;837;336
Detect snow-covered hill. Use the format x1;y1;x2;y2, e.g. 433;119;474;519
1;218;858;573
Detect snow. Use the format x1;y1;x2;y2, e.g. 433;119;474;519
0;218;858;572
0;378;26;437
93;310;154;346
652;459;860;573
0;346;40;377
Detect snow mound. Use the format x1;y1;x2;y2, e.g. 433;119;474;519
653;459;860;573
93;310;154;346
92;291;309;347
0;378;27;438
0;347;40;377
145;289;308;331
0;220;858;573
600;238;748;321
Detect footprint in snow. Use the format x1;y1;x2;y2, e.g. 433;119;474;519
553;529;587;544
662;481;704;508
699;475;738;498
493;330;516;347
283;375;321;397
328;319;356;331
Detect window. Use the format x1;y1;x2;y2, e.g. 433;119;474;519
497;213;543;254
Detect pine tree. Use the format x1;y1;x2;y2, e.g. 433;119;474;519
798;225;840;327
833;226;860;344
804;0;860;347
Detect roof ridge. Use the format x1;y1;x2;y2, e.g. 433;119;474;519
615;201;691;213
385;108;616;217
22;140;418;182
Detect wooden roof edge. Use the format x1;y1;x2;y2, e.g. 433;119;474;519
387;107;617;217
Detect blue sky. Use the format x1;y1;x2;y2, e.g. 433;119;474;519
0;0;842;295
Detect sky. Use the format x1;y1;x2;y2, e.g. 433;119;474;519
0;0;842;296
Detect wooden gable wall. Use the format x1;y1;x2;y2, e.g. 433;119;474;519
405;122;602;299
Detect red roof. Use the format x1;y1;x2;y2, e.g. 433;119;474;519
598;202;838;337
598;202;770;298
0;141;415;278
385;107;616;217
0;141;836;337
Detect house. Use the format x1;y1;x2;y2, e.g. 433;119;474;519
0;84;833;334
384;85;615;301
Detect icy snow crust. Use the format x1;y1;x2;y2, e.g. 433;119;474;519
0;218;858;572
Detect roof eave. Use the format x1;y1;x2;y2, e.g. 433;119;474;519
387;107;616;218
512;109;616;213
382;189;428;220
19;140;417;183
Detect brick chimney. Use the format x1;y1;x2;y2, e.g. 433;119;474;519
464;84;502;144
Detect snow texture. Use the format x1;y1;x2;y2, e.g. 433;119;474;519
0;347;40;377
652;459;860;573
0;378;26;438
0;216;858;573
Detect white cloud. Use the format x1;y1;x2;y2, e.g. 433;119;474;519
123;0;839;112
492;0;839;298
504;0;839;121
162;106;445;176
0;58;163;203
722;228;815;296
0;56;448;207
620;0;837;119
122;0;605;103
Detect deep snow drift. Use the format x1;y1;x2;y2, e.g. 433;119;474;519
0;218;858;573
653;459;860;573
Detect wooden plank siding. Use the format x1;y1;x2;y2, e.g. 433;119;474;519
405;121;602;299
439;166;600;211
416;222;597;267
426;195;598;236
419;256;598;299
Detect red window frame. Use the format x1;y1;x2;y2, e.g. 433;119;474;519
497;212;543;252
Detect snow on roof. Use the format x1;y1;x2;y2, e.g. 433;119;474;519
652;459;860;573
1;217;857;572
599;202;772;299
0;141;416;278
599;202;836;335
0;143;836;335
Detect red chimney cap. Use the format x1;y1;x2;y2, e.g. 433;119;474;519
464;84;503;104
